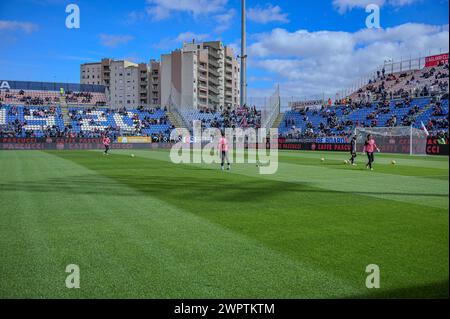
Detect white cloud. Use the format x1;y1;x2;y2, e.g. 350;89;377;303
146;0;228;21
250;28;354;58
155;31;210;50
0;20;38;33
124;11;147;24
353;23;448;44
128;0;233;33
247;4;289;24
248;23;449;97
214;9;236;33
99;34;134;48
333;0;420;13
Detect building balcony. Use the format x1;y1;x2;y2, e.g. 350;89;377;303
208;86;219;95
208;97;219;105
208;50;220;60
208;69;220;78
209;60;220;69
198;83;208;90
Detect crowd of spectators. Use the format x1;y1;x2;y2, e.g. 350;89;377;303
195;105;262;129
67;106;173;142
280;94;448;140
0;89;55;105
353;62;449;103
425;101;449;132
0;104;173;142
222;105;261;129
0;104;63;138
0;89;107;106
66;91;93;104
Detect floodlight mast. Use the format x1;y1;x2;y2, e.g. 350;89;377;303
240;0;247;107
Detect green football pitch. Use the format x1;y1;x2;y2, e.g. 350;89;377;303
0;149;448;298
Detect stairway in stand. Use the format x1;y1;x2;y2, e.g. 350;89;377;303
167;111;187;129
411;101;433;124
59;95;71;126
271;112;285;129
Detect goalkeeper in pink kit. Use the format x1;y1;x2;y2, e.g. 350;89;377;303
103;135;111;155
219;132;231;171
363;134;380;170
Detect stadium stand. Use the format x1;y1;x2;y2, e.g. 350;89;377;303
280;59;449;140
352;62;449;102
180;105;262;129
0;104;173;141
0;89;107;106
1;94;446;141
67;106;172;140
0;59;447;142
279;96;449;139
0;104;64;138
416;98;449;132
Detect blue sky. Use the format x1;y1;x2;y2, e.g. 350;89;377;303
0;0;449;97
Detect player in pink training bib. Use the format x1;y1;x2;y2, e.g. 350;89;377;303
219;132;230;171
103;135;111;155
363;134;380;170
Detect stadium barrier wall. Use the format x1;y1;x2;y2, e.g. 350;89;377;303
0;138;173;150
426;137;449;155
278;137;448;155
278;142;351;152
1;137;447;155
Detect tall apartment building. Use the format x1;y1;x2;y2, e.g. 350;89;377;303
149;59;161;106
161;40;240;110
80;62;102;85
80;58;161;108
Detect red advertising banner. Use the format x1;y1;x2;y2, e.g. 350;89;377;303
425;53;449;67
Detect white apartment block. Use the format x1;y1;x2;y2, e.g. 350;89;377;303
161;49;198;110
81;58;160;109
80;63;102;85
149;59;161;106
161;40;240;111
109;60;139;108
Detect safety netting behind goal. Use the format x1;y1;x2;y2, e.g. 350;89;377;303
354;126;428;155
